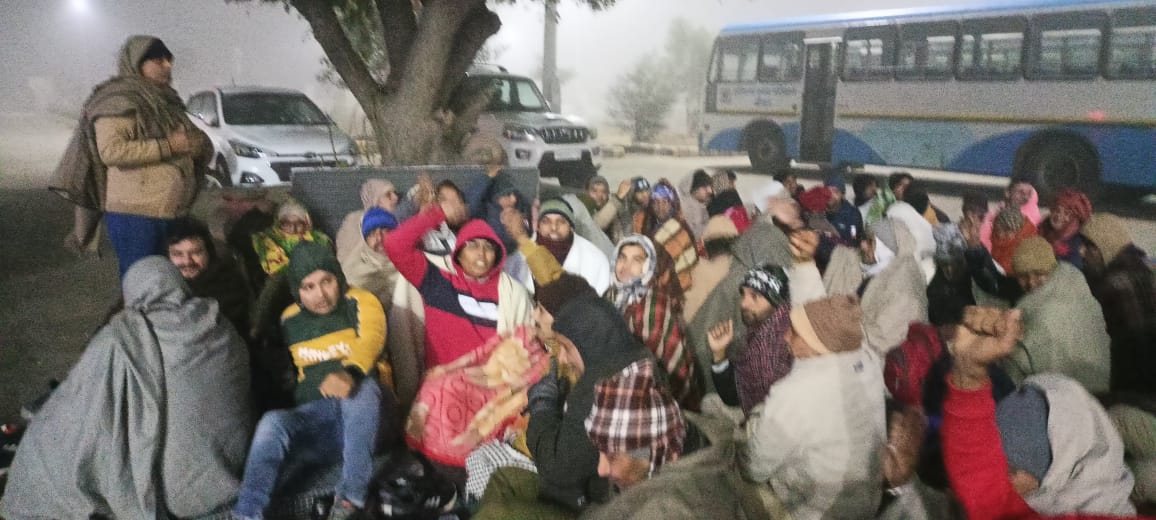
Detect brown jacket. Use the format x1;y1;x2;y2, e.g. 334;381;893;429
96;114;207;219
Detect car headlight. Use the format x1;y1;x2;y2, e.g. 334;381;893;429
588;127;598;140
229;140;266;158
502;125;537;142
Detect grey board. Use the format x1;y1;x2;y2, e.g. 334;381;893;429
289;165;540;239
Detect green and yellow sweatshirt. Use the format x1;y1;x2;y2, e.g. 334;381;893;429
281;241;386;404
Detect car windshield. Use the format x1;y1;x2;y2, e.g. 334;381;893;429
221;93;330;125
473;77;549;113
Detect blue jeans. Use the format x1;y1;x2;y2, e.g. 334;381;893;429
104;212;174;278
233;379;382;518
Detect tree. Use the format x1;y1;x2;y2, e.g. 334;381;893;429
233;0;615;164
607;56;677;144
661;17;713;135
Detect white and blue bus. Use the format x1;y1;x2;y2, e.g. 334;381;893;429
702;0;1156;197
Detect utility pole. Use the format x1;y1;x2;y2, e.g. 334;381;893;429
542;0;561;111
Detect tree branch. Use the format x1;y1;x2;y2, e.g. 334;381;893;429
437;6;501;108
290;0;382;108
376;0;417;91
394;0;481;119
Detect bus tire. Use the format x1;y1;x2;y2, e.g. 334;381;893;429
1015;134;1099;202
745;125;788;173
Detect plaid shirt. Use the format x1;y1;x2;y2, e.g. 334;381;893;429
584;358;686;476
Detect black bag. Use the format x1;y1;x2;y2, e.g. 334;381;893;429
364;451;460;520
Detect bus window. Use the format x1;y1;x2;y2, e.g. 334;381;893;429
718;38;760;83
897;22;958;80
843;26;898;80
1107;7;1156;79
958;17;1026;80
759;34;804;82
1028;12;1105;80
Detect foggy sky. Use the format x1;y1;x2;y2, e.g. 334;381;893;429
0;0;948;127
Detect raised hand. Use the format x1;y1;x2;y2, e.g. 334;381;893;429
707;320;735;364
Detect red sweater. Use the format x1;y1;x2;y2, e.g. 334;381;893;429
385;206;505;368
942;380;1148;520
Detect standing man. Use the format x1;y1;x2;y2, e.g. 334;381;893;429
64;35;212;277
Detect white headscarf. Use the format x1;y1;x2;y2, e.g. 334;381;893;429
612;234;658;312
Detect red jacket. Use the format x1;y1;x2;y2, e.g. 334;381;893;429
385;206;505;368
942;380;1148;520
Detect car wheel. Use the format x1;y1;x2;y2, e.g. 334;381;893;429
210;154;234;187
1017;135;1099;203
746;126;787;173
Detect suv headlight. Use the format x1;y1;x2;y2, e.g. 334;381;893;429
229;140;266;158
502;125;538;142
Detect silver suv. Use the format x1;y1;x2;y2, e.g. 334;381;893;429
186;86;359;187
461;67;600;188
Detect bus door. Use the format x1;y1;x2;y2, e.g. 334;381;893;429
799;41;839;163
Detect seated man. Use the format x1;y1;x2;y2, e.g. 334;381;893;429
232;242;386;520
943;307;1137;518
741;295;886;520
165;216;251;336
1;257;251;519
578;175;611;215
1004;236;1110;393
503;198;611;294
339;206;401;312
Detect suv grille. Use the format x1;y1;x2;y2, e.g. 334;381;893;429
538;127;588;144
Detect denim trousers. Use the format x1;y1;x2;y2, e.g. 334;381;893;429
104;212;174;278
233;378;382;518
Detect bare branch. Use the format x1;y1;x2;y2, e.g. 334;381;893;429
376;0;417;90
289;0;382;107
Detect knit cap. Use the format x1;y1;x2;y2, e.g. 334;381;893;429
631;177;651;193
361;207;398;238
585;358;686;476
538;198;575;226
1012;236;1058;275
1053;188;1093;225
740;263;790;307
996;385;1053;482
799;186;833;213
789;295;863;354
702;215;740;242
1081;213;1131;263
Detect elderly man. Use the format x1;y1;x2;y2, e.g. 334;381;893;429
741;295;886;520
706;264;793;415
54;35;212;277
165;217;251;336
1003;236;1111;393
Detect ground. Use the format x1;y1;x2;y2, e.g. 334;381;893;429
3;110;1156;423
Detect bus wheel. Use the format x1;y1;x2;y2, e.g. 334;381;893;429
746;127;787;173
1018;136;1099;202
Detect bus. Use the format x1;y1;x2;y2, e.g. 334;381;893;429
701;0;1156;198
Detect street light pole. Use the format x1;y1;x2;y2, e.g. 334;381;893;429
542;0;561;111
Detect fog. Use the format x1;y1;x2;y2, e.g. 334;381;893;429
0;0;948;131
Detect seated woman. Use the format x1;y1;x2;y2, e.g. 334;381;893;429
251;198;333;282
335;179;399;263
0;257;252;520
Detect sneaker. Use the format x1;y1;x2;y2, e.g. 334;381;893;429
327;497;358;520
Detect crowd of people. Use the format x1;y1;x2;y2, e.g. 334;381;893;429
4;34;1156;520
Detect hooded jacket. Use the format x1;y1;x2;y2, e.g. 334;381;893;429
466;171;531;253
91;36;209;219
528;294;651;510
386;206;533;368
281;242;386;404
944;375;1136;520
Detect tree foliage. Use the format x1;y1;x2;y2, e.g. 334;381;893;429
229;0;614;165
661;17;713;134
606;55;677;143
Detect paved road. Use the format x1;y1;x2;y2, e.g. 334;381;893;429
4;113;1156;421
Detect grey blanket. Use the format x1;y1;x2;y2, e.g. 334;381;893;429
1;257;252;519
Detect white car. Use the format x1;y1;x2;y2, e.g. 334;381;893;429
461;67;600;188
186;86;359;187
